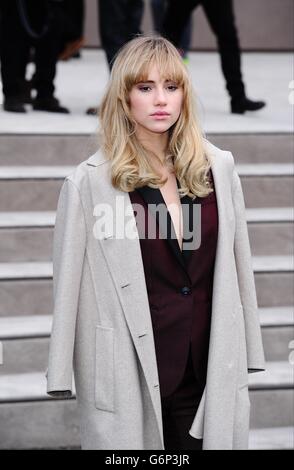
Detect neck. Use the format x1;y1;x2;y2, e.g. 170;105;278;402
136;129;169;164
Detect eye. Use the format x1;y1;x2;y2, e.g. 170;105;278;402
167;85;178;91
138;86;151;92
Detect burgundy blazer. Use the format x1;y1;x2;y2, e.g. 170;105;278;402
129;169;218;398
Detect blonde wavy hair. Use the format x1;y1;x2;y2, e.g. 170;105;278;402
98;35;213;199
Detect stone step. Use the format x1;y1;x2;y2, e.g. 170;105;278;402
0;262;52;280
0;134;292;165
0;279;52;317
259;306;294;327
208;134;294;165
0;257;292;279
0;314;52;339
0;308;285;339
1;207;292;228
250;387;294;428
260;306;294;362
0;362;292;437
0;363;292;401
249;362;293;428
252;256;293;273
0;211;55;228
248;427;294;450
0;401;292;449
0;308;292;373
0;315;52;374
1;163;293;179
0;399;80;449
248;223;293;256
0;338;50;375
248;361;293;390
0;208;293;262
0;164;293;210
0;257;293;316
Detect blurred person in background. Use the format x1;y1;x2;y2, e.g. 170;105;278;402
162;0;266;114
150;0;192;64
86;0;144;115
0;0;69;113
58;0;85;61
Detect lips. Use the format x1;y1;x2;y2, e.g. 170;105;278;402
151;112;170;116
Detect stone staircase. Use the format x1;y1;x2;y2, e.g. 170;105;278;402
0;133;293;449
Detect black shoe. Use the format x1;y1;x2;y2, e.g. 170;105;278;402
231;97;266;114
3;97;26;113
32;96;70;113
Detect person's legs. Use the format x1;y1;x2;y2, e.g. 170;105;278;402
163;413;203;450
162;0;199;49
86;0;143;115
32;1;60;100
57;0;85;60
32;2;69;112
126;0;144;43
99;0;144;71
201;0;245;101
63;0;85;41
202;0;266;112
0;0;30;110
152;0;192;59
150;0;166;33
161;345;203;450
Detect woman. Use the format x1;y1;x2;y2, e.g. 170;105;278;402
46;35;265;450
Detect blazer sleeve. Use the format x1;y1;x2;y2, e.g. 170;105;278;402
46;177;87;398
231;159;266;374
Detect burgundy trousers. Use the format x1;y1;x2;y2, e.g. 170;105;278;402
161;345;203;451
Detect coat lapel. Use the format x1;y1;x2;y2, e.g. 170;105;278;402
86;152;164;440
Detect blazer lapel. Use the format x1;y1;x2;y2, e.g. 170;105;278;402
135;183;186;272
136;179;200;272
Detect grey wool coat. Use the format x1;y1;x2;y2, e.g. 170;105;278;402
46;139;265;450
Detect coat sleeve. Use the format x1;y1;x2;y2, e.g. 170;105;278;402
46;177;87;397
230;156;266;373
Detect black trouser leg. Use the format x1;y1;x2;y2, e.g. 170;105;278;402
161;347;203;450
32;3;62;99
162;0;199;47
57;0;85;51
201;0;245;100
33;30;60;99
151;0;192;54
0;0;30;99
98;0;144;70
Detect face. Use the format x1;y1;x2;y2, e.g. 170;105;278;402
128;64;184;139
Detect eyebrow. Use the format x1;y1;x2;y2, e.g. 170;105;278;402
136;79;176;84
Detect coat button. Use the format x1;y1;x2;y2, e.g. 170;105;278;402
181;286;191;295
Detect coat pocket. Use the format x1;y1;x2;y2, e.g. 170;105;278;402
95;325;115;412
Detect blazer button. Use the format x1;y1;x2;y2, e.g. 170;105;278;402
181;286;191;296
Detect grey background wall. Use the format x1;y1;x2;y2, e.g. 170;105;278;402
84;0;294;51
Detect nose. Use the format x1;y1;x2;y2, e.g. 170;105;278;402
154;87;167;105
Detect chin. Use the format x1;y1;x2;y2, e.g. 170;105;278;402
149;125;172;133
